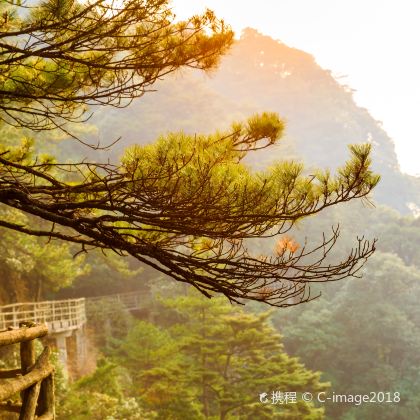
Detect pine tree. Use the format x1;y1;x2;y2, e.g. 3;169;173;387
166;292;329;419
0;0;379;306
115;292;329;419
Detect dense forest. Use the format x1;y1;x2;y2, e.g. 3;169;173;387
1;2;419;418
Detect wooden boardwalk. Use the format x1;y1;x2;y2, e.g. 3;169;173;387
0;291;142;334
0;291;143;381
86;290;142;313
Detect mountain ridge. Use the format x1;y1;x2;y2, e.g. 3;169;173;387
81;27;419;214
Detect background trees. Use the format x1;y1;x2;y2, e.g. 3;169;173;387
98;291;328;419
0;206;87;302
163;293;328;419
279;251;420;420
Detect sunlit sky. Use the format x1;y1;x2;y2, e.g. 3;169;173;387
173;0;420;176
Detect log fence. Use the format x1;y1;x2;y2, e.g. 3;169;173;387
0;322;55;419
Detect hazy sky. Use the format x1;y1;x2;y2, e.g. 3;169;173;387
173;0;420;176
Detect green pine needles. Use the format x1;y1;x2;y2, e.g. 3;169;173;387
0;0;379;306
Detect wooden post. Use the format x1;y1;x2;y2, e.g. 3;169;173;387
19;322;40;420
37;374;55;419
0;368;22;378
19;381;41;420
20;326;36;374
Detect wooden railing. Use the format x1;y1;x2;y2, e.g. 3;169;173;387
0;292;142;336
0;322;55;419
0;299;86;334
86;291;142;313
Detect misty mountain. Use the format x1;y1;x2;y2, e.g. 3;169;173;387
80;27;419;214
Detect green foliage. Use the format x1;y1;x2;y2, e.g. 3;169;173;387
109;292;329;419
58;359;156;419
121;114;378;225
112;320;200;419
87;300;134;352
165;293;328;419
0;205;88;302
377;216;420;267
0;0;233;130
279;252;420;419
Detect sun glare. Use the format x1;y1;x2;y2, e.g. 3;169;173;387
171;0;420;176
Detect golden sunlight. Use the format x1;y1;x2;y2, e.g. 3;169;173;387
172;0;420;176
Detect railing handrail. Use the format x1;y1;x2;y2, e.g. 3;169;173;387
0;291;141;334
0;297;86;311
86;291;141;303
0;298;87;333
